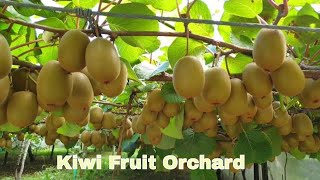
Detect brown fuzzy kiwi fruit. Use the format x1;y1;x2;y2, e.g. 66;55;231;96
146;124;162;145
0;138;6;147
134;116;146;134
58;30;89;72
284;134;299;148
271;101;290;128
192;112;217;133
202;67;231;106
51;115;65;129
220;78;248;116
205;128;218;138
298;78;320;109
12;68;38;94
173;56;204;98
183;117;194;129
102;112;116;129
59;135;70;145
90;107;104;124
0;102;7;126
225;122;241;139
122;118;132;130
7;91;38;128
277;117;292;136
254;105;274;124
99;61;128;97
184;99;203;122
63;103;89;124
292;113;313;136
85;37;121;83
67;72;94;109
0;76;10;105
0;34;12;79
270;59;305;96
80;130;91;143
253;92;273;109
156;112;170;129
253;29;286;72
91;131;102;145
37;61;73;110
219;110;238;126
193;95;215;112
240;94;257;123
81;67;102;96
139;106;158;125
78;114;89;127
242;63;272;98
162;103;180;118
281;140;290;152
17;133;25;141
145;89;165;112
38;125;48;136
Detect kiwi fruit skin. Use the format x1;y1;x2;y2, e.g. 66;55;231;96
271;101;290;128
145;89;165;112
81;67;102;96
193;112;217;133
58;30;90;72
133;116;146;134
284;134;299;148
37;61;73;109
253;29;286;72
102;112;116;129
156;112;170;128
162;103;180;118
253;92;273;109
240;94;257;123
0;76;10;105
219;110;238;126
254;105;274;124
242;63;272;98
67;72;94;109
146;124;162;145
292;113;313;136
51;115;65;129
271;59;305;96
90;107;104;124
99;61;128;97
12;68;38;94
277;117;292;136
0;34;12;79
139;106;158;125
85;37;121;83
0;103;7;125
299;78;320;108
220;78;248;116
63;103;89;124
205;128;218;138
193;95;215;112
7;91;38;128
202;67;231;106
173;56;204;98
81;130;91;143
184;99;203;122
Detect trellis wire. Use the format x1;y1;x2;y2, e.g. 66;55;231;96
0;0;320;33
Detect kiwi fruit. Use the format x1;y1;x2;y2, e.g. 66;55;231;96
254;105;274;124
293;133;306;142
47;130;59;140
58;30;89;72
37;61;73;110
90;107;104;124
7;91;38;128
125;128;134;139
162;103;180;117
242;63;272;97
99;61;128;97
132;115;146;134
59;135;70;145
300;135;316;151
5;139;12;149
0;34;12;79
63;103;89;124
86;37;121;83
93;122;102;130
193;95;215;112
91;131;102;145
102;112;116;129
253;29;286;72
131;115;138;132
281;140;290;152
202;67;231;106
139;106;158;125
183;117;194;129
173;56;204;98
284;134;299;148
298;78;320;109
0;76;10;105
205;128;218;138
145;89;165;112
122;118;132;129
67;72;93;109
0;103;7;125
270;59;305;96
184;99;203;121
225;122;242;139
51;115;65;129
219;110;238;126
156;112;170;128
292;113;313;136
0;138;6;147
240;94;257;123
80;130;91;143
12;68;38;94
146;124;162;145
192;112;217;133
277;117;292;136
38;125;48;136
253;92;273;109
81;67;102;96
271;101;291;128
17;133;25;141
220;78;248;116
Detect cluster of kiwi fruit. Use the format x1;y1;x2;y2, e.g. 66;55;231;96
80;130;118;148
131;89;181;145
0;133;13;149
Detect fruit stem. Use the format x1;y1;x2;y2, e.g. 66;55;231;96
279;94;286;111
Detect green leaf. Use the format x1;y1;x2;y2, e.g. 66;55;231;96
107;3;160;52
133;61;157;79
155;148;174;160
224;0;263;18
263;128;282;157
290;148;306;160
57;121;81;137
121;58;144;85
150;0;182;11
221;54;253;74
168;37;205;67
36;17;67;29
175;0;213;37
190;169;217;180
116;38;144;64
175;129;216;158
72;0;99;8
122;133;140;152
156;134;176;150
275;0;320;6
161;107;184;139
234;129;273;164
0;123;21;132
65;16;86;29
161;83;184;103
297;3;319;19
150;61;170;77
